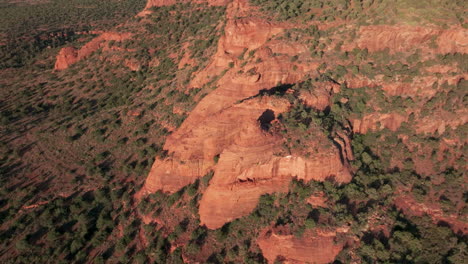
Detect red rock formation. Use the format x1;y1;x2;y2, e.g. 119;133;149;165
141;0;306;194
198;101;351;228
343;25;468;54
306;192;328;208
437;27;468;54
346;74;466;98
54;32;132;70
140;0;351;229
54;47;78;70
299;81;338;111
381;75;465;98
190;6;284;88
257;227;348;264
352;112;407;134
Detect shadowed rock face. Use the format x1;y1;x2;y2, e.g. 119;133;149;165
258;109;275;131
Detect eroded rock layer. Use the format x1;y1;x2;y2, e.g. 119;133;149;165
54;32;132;70
257;227;348;264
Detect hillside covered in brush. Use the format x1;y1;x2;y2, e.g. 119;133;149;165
0;0;466;263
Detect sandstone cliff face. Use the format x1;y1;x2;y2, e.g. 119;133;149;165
190;17;284;88
54;32;132;70
198;98;351;228
257;227;348;264
142;0;301;194
140;0;351;229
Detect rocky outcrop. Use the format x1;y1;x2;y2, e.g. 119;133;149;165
139;0;229;16
343;25;468;54
54;32;132;70
299;81;338;111
257;226;348;264
140;0;351;229
54;47;79;70
352;112;407;134
437;27;468;54
416;109;468;135
125;58;141;71
142;0;303;194
199;114;351;228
